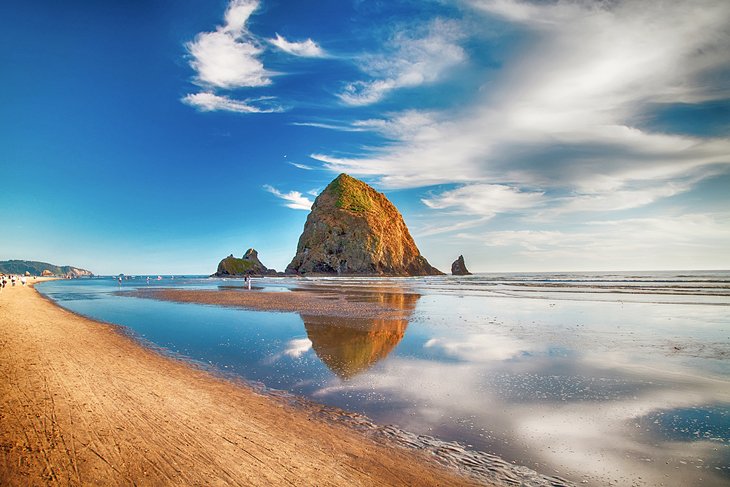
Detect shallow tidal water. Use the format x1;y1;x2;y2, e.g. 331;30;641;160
38;272;730;486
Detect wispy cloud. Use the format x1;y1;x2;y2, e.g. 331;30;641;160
338;19;465;106
182;0;326;114
182;92;283;113
422;184;544;217
269;33;326;57
284;338;312;358
186;0;269;89
263;184;313;210
414;217;491;238
288;162;315;170
460;212;730;269
291;121;368;132
316;0;730;221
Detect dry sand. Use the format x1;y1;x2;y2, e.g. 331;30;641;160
0;281;481;486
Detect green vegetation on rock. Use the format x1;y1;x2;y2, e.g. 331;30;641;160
219;257;256;274
329;174;373;213
214;248;271;276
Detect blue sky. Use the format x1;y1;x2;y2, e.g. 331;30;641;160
1;0;729;275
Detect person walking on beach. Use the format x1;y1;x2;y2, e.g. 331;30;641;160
11;275;16;287
20;276;27;286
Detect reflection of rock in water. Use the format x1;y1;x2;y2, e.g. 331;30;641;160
302;291;418;379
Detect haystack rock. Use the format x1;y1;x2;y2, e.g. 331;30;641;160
286;174;443;276
214;248;272;276
451;255;472;276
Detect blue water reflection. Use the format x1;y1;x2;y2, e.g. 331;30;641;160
38;275;730;487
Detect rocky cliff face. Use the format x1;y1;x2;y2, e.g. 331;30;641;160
286;174;443;276
451;255;472;276
215;248;271;276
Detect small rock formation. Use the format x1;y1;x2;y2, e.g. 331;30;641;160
286;173;443;276
451;255;472;276
214;248;272;276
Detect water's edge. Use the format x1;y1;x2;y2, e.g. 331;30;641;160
36;281;572;486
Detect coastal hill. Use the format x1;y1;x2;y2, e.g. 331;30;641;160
0;260;93;277
286;173;443;276
214;248;272;276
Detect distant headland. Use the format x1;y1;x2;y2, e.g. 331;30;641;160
0;260;93;278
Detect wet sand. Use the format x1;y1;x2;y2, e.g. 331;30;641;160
0;281;481;486
121;287;418;320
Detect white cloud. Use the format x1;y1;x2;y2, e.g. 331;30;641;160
181;92;283;113
263;184;313;210
186;0;270;90
221;0;258;35
422;184;545;217
289;162;314;170
292;121;368;132
465;212;730;268
414;217;491;238
269;33;326;57
353;111;445;141
542;183;691;217
316;0;730;219
425;334;536;361
284;338;312;358
338;19;465;105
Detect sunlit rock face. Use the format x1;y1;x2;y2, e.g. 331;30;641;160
286;174;443;276
302;291;420;379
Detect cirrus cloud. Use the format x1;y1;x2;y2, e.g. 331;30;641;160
263;184;314;210
269;33;326;57
182;92;283;113
313;0;730;224
338;19;466;106
422;184;545;217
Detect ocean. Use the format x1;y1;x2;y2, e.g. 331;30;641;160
37;271;730;486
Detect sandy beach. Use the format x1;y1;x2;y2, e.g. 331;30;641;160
120;287;420;320
0;280;481;486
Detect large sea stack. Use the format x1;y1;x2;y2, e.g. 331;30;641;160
214;248;271;276
286;174;443;276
